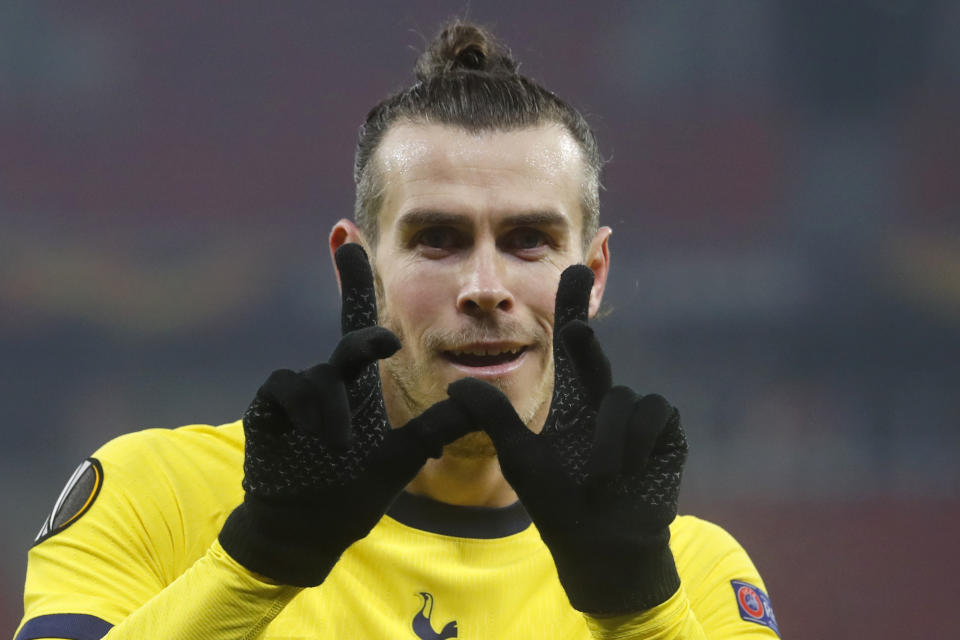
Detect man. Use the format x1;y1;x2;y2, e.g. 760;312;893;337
15;22;780;639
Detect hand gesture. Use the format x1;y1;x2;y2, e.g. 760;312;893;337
220;244;472;586
448;265;688;614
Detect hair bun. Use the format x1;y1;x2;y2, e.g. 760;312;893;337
415;22;518;81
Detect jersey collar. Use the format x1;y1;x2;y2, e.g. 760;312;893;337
387;491;532;538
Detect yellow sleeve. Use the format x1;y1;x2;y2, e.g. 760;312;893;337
581;515;781;639
16;539;299;640
13;425;300;640
676;516;781;638
99;540;299;640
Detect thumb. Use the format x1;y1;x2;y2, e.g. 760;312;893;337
328;326;401;382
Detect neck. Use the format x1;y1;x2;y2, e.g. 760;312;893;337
405;453;518;507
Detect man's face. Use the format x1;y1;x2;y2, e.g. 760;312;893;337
366;122;607;454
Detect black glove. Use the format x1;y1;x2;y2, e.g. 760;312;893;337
219;243;473;587
448;265;688;615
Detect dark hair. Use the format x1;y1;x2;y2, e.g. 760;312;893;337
353;21;601;249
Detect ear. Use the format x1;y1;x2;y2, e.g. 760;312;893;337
329;219;368;293
584;226;611;318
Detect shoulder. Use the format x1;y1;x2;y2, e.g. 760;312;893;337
670;514;766;587
91;420;244;515
670;513;770;607
22;422;247;629
93;420;244;468
45;420;244;520
30;421;245;570
670;514;746;558
88;420;238;486
73;421;245;539
669;514;780;636
670;515;755;577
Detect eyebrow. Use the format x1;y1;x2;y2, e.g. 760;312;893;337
502;211;569;228
396;209;569;231
396;210;466;231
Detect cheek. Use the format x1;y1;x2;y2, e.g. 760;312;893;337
514;267;562;327
380;264;451;335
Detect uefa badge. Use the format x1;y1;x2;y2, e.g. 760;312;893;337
731;580;780;637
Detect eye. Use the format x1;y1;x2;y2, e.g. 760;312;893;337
414;226;463;255
502;228;550;253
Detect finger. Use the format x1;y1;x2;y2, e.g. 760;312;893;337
623;393;673;475
553;264;594;332
256;369;309;434
586;386;637;483
446;378;529;446
651;405;688;462
362;399;476;493
558;320;612;408
550;266;597;416
328;326;401;381
296;363;352;449
446;378;541;484
359;399;480;518
335;243;378;334
259;368;351;449
396;398;478;461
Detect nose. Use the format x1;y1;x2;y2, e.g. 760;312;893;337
456;245;514;316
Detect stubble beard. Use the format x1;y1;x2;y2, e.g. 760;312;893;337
377;307;554;460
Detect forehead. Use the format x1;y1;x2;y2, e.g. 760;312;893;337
374;122;586;232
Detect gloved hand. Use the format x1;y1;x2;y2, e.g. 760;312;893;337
219;243;473;587
448;265;688;615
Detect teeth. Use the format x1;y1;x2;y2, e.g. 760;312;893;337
451;347;522;357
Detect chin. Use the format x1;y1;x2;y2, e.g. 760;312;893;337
443;431;498;459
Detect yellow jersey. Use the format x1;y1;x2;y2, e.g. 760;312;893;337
15;422;780;639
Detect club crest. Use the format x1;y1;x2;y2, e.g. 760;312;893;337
412;592;457;640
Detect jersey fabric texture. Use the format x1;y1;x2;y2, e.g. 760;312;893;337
16;422;780;639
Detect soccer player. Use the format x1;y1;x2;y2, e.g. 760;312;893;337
15;22;781;640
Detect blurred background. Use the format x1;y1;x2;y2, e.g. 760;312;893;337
2;1;958;637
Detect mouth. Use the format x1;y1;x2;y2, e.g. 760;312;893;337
441;344;529;376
